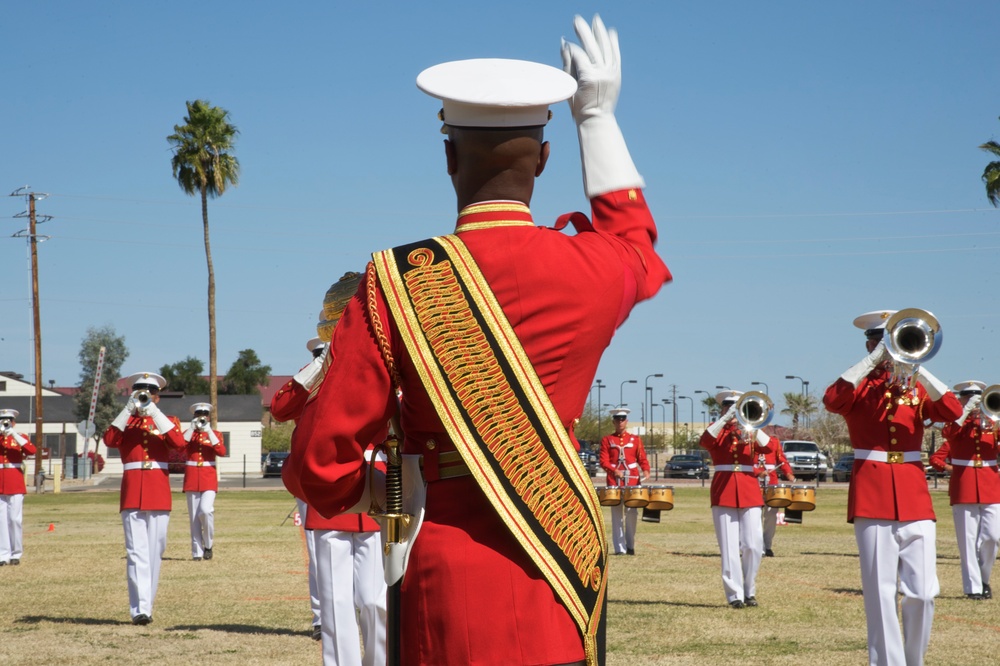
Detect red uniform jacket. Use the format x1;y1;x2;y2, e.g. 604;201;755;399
273;372;380;532
756;443;794;486
103;414;187;512
700;421;775;508
182;429;226;493
823;368;962;522
930;419;1000;505
0;433;36;495
284;191;669;665
599;432;649;487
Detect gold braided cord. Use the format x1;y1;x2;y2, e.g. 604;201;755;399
366;261;401;391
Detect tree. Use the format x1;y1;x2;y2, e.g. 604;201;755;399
980;119;1000;206
700;394;719;421
222;349;271;396
167;99;241;427
159;356;209;394
780;391;818;431
75;325;129;444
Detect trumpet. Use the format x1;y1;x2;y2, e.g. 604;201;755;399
980;384;1000;430
0;418;12;431
735;391;774;433
134;390;152;408
884;308;942;393
194;416;210;429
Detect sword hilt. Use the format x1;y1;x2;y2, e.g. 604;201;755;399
368;436;411;548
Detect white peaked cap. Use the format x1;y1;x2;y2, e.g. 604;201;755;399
126;372;166;390
611;407;631;418
953;380;986;394
715;390;743;406
189;402;213;415
0;409;19;420
306;337;326;353
853;310;897;332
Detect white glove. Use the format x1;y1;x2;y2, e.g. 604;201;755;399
955;394;981;426
110;405;133;431
561;14;644;198
755;430;771;448
207;429;220;445
293;356;325;392
707;404;737;438
916;366;949;401
144;404;175;433
13;431;29;446
840;340;887;388
383;455;426;586
182;427;195;443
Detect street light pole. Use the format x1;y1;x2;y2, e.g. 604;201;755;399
677;395;694;431
785;375;808;430
694;389;712;423
644;373;663;444
619;379;637;409
595;380;605;438
751;380;769;396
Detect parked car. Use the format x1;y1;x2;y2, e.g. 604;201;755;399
832;454;854;482
664;454;710;479
262;451;290;478
578;451;600;477
781;440;828;481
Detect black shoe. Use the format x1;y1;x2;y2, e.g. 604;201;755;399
729;600;745;609
983;583;992;600
10;558;19;565
311;625;322;641
966;593;984;600
192;557;202;561
132;614;151;626
626;548;635;556
764;549;774;557
0;561;7;566
203;548;213;560
744;596;758;607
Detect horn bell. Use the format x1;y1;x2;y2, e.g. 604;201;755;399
884;307;941;366
981;384;1000;422
735;391;774;431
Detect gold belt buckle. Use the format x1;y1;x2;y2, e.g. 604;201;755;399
974;458;984;468
733;464;741;473
886;451;903;464
142;460;152;470
197;461;204;467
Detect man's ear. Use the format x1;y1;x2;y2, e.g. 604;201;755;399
535;141;550;177
445;139;457;176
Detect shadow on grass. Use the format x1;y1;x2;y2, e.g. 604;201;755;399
828;587;863;596
166;623;306;637
610;598;719;609
16;615;130;626
800;551;858;558
663;551;721;559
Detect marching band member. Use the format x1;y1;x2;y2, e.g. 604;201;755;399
0;409;36;566
928;381;1000;601
182;402;226;561
757;439;795;557
823;310;961;666
599;407;650;555
700;391;776;609
102;372;187;625
284;14;670;665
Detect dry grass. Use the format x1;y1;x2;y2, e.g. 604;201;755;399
1;483;997;665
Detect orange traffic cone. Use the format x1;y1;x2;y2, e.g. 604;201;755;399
47;523;55;532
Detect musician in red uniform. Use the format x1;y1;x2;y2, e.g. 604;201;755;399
182;402;226;561
599;407;650;555
284;15;670;665
0;409;36;566
928;380;1000;601
102;372;187;625
823;310;962;666
756;440;795;557
700;391;776;609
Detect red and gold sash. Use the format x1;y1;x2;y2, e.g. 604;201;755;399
373;234;608;665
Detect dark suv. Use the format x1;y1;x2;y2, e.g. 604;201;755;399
262;451;290;478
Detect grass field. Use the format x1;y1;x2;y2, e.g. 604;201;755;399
1;483;997;665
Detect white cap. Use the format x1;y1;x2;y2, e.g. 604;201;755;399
126;372;166;390
306;337;326;353
0;409;19;420
716;390;743;406
189;402;213;415
953;380;985;395
417;59;577;130
610;407;630;418
853;310;896;333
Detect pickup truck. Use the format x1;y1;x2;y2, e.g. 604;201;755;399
781;440;828;482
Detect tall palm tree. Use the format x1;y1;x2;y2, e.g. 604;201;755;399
167;100;240;427
781;391;818;431
980;121;1000;206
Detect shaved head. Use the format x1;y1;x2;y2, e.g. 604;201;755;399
444;127;549;210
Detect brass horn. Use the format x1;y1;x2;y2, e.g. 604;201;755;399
981;384;1000;423
135;390;152;406
735;391;774;431
194;416;210;429
884;308;942;366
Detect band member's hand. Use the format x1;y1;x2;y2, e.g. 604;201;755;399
293;355;325;391
707;404;737;438
641;471;650;483
841;339;887;388
915;366;948;400
955;394;981;426
607;469;617;482
125;395;138;415
944;464;953;474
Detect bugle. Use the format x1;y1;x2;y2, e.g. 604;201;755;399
134;390;152;407
980;384;1000;428
884;308;941;393
735;391;774;432
194;416;210;429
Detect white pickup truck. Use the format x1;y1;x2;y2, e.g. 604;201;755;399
781;440;829;482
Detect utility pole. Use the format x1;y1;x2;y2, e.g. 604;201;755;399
9;187;51;489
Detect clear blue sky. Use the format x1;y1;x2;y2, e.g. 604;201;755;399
2;1;997;426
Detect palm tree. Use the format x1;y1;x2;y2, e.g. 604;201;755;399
781;391;818;431
167;100;240;428
980;121;1000;206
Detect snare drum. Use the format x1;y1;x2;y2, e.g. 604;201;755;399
623;485;650;508
765;483;792;508
645;485;674;511
597;486;622;506
787;484;816;511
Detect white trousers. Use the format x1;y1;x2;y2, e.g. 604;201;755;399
298;499;321;627
315;529;387;666
0;493;25;562
763;505;780;550
712;506;763;603
854;518;938;666
186;490;216;558
951;503;1000;595
121;509;170;619
609;502;638;553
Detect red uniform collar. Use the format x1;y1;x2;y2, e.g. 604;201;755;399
455;201;534;233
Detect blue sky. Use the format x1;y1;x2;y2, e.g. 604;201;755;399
2;2;998;426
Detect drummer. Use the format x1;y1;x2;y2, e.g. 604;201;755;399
700;391;777;608
756;440;795;557
599;407;650;556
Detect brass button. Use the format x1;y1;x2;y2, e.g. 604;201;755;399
890;438;898;445
888;415;894;421
890;426;896;432
426;439;436;450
